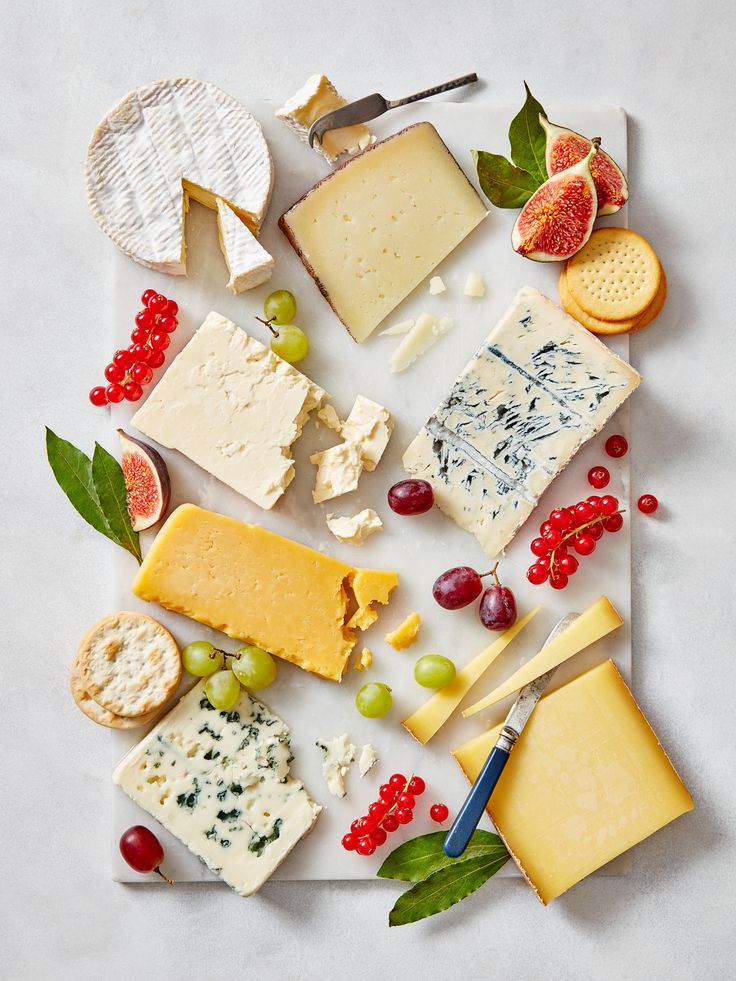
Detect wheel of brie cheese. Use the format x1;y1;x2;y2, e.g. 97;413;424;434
85;78;274;275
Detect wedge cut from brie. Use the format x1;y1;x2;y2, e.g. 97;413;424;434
276;74;370;162
216;197;274;293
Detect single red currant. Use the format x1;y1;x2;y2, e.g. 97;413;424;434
356;836;376;856
149;293;168;313
429;803;449;823
379;784;397;803
395;808;413;825
536;554;551;571
586;495;602;510
130;343;151;364
549;508;574;530
150;329;171;350
527;563;549;585
371;827;387;846
542;528;562;549
638;494;659;514
397;793;415;811
135;309;155;330
123;381;143;402
539;520;554;537
407;776;425;796
130;326;151;346
530;537;549;557
603;513;624;533
158;314;177;333
605;434;628;458
350;819;362;835
368;801;387;821
574;533;596;556
389;773;406;791
588;522;604;541
104;362;125;384
147;349;166;369
574;502;596;523
382;814;399;833
342;833;357;851
106;383;125;404
89;386;108;407
588;466;610;489
549;571;569;590
141;289;157;307
558;554;579;576
599;495;619;516
131;363;153;385
113;349;135;371
164;299;178;317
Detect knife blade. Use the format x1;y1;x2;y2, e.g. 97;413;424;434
443;612;580;858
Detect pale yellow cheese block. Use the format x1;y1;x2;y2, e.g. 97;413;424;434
279;122;487;342
132;504;397;682
453;660;693;904
402;606;541;745
462;596;622;717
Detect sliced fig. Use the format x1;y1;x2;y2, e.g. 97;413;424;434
117;429;171;531
512;143;598;262
540;115;628;216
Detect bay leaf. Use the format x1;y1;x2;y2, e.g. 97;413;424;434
508;82;548;185
378;829;505;883
46;428;115;542
92;443;141;563
472;150;540;209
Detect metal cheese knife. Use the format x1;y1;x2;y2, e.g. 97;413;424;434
443;613;580;859
307;72;478;150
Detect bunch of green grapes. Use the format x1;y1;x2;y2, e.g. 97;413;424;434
182;641;278;711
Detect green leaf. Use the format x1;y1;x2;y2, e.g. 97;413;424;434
508;81;548;185
92;443;141;563
378;829;505;883
388;849;510;927
46;428;114;542
472;150;540;209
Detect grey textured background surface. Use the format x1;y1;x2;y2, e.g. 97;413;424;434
2;1;734;978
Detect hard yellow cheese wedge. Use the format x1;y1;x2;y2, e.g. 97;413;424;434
132;504;397;682
453;660;693;904
385;612;421;650
463;596;622;717
402;606;541;745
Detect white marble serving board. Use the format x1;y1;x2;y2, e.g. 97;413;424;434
107;98;631;884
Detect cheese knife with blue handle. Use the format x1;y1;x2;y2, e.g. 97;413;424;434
443;613;579;858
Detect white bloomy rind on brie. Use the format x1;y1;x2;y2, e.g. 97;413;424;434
85;78;273;275
113;680;321;897
403;287;641;556
216;197;274;293
132;312;326;510
316;734;356;798
326;509;383;546
275;74;370;163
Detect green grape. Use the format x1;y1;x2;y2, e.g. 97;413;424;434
204;670;241;711
271;324;309;363
231;645;277;689
414;654;456;689
182;641;224;677
355;682;392;719
264;289;297;325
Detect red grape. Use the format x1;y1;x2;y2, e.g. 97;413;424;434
429;803;449;823
432;566;482;610
387;479;434;515
638;494;659;514
479;584;517;631
119;826;171;882
605;434;628;458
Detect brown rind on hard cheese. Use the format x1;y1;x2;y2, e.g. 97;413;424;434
278;122;484;343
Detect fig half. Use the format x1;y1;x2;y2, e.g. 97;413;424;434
512;143;598;262
117;429;171;531
540;115;628;216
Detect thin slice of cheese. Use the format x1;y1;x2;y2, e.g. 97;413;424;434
462;596;623;717
216;197;274;293
389;314;454;373
453;660;694;904
280;123;487;342
402;607;541;744
132;504;397;682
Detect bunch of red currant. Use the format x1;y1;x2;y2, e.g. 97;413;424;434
526;494;625;590
342;773;426;856
89;289;179;406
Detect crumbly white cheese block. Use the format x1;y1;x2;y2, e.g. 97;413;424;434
315;734;356;797
310;441;363;503
358;744;379;777
132;312;326;510
390;314;454;373
85;78;273;274
464;273;486;298
113;681;321;897
216;198;274;293
340;396;393;471
326;509;383;545
275;74;370;163
429;276;447;295
403;288;641;556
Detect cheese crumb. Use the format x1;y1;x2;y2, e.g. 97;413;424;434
385;612;421;650
464;273;486;298
317;404;342;433
429;275;447;295
354;647;373;672
326;509;383;546
358;743;379;776
316;734;356;797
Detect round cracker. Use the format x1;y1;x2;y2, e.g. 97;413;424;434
567;228;661;320
559;267;640;334
630;264;667;332
70;655;160;729
77;612;181;718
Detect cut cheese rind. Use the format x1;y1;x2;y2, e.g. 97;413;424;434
114;680;321;897
279;123;487;342
216;198;274;293
132;504;397;682
453;660;693;904
402;606;541;744
132;311;325;511
85;78;273;274
462;596;623;716
275;74;370;163
403;288;641;555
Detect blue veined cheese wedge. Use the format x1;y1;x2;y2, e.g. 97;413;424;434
403;287;641;556
113;681;321;896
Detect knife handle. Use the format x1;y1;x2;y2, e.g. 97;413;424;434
443;738;512;858
387;73;478;110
